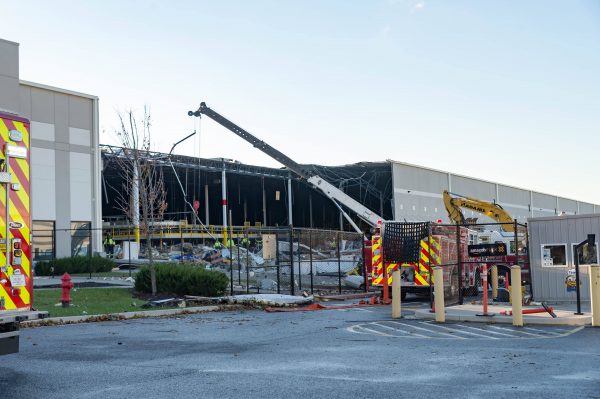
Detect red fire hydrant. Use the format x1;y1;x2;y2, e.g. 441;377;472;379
61;272;74;307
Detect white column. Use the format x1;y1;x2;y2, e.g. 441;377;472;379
221;169;227;229
262;177;267;226
204;184;209;225
91;97;102;253
132;160;140;243
287;177;293;226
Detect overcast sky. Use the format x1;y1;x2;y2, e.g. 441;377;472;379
2;0;599;203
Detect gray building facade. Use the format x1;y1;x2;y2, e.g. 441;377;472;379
0;38;101;258
390;160;599;223
528;214;600;302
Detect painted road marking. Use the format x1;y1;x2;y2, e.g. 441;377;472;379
356;325;395;337
453;323;518;338
346;320;584;340
522;326;562;335
487;325;549;338
389;321;464;339
419;321;499;339
372;322;428;338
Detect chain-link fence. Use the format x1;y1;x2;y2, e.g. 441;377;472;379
379;220;530;307
31;224;367;296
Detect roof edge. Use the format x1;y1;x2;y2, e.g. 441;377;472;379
387;159;598;206
20;80;98;100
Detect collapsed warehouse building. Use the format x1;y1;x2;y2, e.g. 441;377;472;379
100;145;394;231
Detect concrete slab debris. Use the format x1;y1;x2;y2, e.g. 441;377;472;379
223;294;314;306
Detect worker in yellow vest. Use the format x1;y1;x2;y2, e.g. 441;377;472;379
103;233;116;258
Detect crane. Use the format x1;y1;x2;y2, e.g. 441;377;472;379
442;190;515;232
188;102;382;235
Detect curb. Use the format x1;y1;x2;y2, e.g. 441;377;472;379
414;309;591;326
22;305;221;327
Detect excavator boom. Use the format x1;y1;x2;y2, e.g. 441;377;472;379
443;190;515;232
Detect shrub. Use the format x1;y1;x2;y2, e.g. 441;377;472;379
134;263;229;297
35;256;116;276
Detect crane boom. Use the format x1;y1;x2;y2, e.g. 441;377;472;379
189;102;383;233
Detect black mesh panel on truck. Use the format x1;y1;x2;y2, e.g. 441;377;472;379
382;222;428;263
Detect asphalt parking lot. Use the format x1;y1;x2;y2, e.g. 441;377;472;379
1;305;599;399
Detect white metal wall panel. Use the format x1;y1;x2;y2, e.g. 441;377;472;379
498;184;529;205
69;152;92;221
30;87;55;124
31;147;56;220
393;192;445;221
579;202;594;214
30;121;55;141
451;176;496;201
558;197;578;214
531;192;556;217
393;163;447;193
69;127;91;146
389;161;598;223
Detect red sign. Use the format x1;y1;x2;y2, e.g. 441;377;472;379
193;200;200;211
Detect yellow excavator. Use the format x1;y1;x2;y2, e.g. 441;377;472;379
442;190;515;232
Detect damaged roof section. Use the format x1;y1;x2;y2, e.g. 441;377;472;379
100;145;394;229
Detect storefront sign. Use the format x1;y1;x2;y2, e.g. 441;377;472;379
565;269;577;293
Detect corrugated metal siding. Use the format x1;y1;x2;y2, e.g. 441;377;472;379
529;214;600;302
389;161;599;223
498;184;530;204
558;197;578;214
580;202;595;214
393;163;447;193
452;176;496;200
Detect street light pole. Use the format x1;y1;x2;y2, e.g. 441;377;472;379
167;132;216;240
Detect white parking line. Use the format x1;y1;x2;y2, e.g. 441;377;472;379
355;325;395;337
450;323;517;337
373;322;428;338
419;322;497;339
347;321;584;340
487;325;545;337
522;326;562;335
390;321;466;339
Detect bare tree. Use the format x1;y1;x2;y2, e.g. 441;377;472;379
110;108;167;295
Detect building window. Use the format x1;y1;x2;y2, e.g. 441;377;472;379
541;244;567;267
32;220;55;261
572;242;598;266
71;221;91;257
